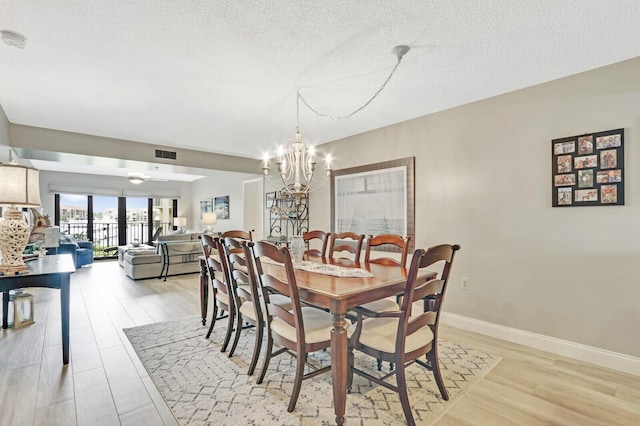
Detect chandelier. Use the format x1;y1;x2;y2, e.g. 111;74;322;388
263;45;411;202
262;90;332;203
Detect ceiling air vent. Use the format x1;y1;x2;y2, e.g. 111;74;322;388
155;149;177;160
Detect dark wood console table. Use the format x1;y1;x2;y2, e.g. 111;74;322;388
0;254;76;364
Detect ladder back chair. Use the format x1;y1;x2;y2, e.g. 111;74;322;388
364;234;411;267
348;244;460;426
220;237;291;375
220;229;252;252
329;231;364;263
201;235;237;353
244;240;337;413
199;233;226;322
357;233;412;370
359;233;412;314
302;230;330;258
220;237;262;372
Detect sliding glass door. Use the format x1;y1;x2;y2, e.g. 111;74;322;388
126;197;150;244
92;195;119;253
58;194;89;240
56;194;176;259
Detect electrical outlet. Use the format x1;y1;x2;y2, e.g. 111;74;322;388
461;277;469;290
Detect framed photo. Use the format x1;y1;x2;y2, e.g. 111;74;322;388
200;198;213;219
214;195;230;220
595;134;621;149
554;174;575;186
553;141;575;155
596;169;621;184
577;136;594;154
574;155;597;169
557;187;572;205
601;185;618;204
600;149;617;169
575;189;598;202
557;155;572;173
551;128;624;207
331;157;415;253
577;170;593;188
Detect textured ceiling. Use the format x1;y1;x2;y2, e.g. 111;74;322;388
2;1;640;177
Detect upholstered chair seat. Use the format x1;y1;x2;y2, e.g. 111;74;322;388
270;307;340;344
356;298;399;314
347;316;433;354
239;293;292;322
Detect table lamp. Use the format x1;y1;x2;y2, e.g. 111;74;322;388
173;216;187;233
202;212;217;234
0;163;41;275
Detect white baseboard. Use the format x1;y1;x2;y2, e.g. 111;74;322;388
441;312;640;377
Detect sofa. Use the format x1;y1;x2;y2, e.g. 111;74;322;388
57;235;94;268
121;233;202;280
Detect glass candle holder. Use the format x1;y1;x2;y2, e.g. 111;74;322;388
290;235;304;264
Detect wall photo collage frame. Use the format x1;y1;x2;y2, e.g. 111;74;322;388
551;128;624;207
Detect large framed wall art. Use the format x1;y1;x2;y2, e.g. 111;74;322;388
551;128;624;207
331;157;415;252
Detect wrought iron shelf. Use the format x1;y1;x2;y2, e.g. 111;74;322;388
266;190;309;242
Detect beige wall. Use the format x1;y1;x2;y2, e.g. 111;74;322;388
311;57;640;358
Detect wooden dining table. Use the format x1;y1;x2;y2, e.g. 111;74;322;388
258;257;436;425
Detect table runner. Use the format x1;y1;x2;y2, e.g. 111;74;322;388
260;257;373;278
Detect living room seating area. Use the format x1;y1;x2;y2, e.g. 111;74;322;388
119;233;202;280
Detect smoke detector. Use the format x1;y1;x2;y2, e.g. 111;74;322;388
1;30;27;49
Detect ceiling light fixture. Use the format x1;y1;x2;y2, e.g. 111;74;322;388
1;30;27;49
263;45;411;203
128;172;147;184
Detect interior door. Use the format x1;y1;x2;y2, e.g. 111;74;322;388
243;178;264;241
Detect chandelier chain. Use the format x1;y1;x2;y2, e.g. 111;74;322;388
264;45;410;203
297;55;404;120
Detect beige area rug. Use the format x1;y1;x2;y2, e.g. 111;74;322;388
124;316;501;425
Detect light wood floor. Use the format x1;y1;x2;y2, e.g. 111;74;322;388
1;261;638;425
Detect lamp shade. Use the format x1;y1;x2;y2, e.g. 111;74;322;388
0;164;41;206
173;216;187;227
202;212;218;226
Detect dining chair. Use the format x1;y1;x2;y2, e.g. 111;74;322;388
357;234;412;371
199;233;228;322
220;229;253;252
347;244;460;426
364;234;411;266
302;230;330;258
201;235;237;353
358;234;411;314
244;240;336;413
329;231;364;262
222;237;292;375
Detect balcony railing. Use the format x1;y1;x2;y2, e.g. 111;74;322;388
59;221;174;258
